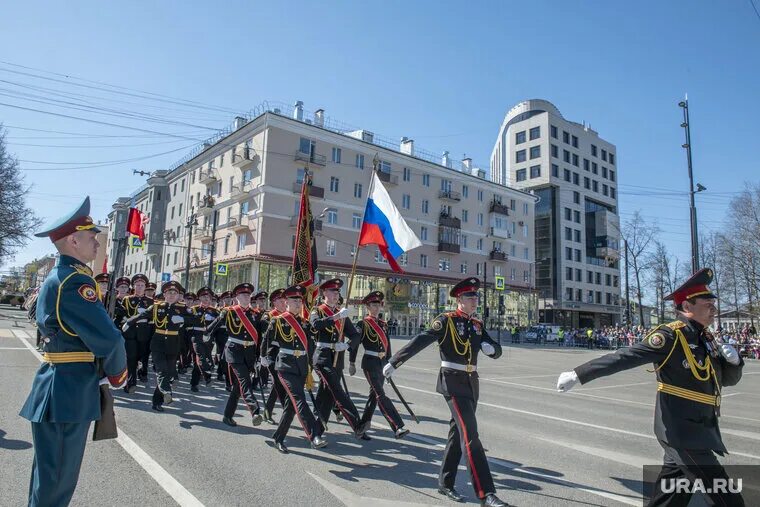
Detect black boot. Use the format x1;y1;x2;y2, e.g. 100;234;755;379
222;416;237;427
438;487;464;503
274;440;289;454
481;493;510;507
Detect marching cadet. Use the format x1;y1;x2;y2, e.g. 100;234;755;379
123;281;189;412
207;283;264;427
177;290;195;374
310;278;369;439
349;291;409;440
121;274;153;391
261;284;326;453
189;287;217;392
383;277;510;507
115;276;131;301
557;268;745;507
94;272;110;300
220;290;233;308
21;196;127;507
261;288;287;424
214;290;233;391
252;290;270;388
145;282;157;299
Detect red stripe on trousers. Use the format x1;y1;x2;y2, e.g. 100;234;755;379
228;363;257;416
316;369;356;431
363;369;397;431
277;372;312;440
451;396;484;499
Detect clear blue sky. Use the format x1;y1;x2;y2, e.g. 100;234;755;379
2;0;759;275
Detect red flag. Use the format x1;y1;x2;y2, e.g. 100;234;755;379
101;254;108;274
126;208;149;240
291;172;318;317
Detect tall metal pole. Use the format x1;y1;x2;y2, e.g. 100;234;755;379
483;261;488;326
624;239;631;326
680;97;700;272
207;209;219;290
183;213;196;288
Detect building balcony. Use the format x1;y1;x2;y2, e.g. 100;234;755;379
289;216;323;231
438;213;461;229
489;227;512;240
291;181;325;198
294;149;327;167
437;241;460;254
194;226;212;242
197;199;215;217
595;246;620;261
438;189;461;202
198;168;219;185
489;249;508;262
377;171;398;185
232;147;255;169
230;214;250;232
489;201;510;216
230;180;253;202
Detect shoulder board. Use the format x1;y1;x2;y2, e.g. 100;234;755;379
471;317;483;325
72;263;93;277
666;321;686;331
442;312;457;318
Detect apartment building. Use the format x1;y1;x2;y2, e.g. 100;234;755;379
108;103;539;330
491;99;621;328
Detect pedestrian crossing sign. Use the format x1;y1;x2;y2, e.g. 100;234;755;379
216;263;228;276
130;235;144;248
495;276;505;290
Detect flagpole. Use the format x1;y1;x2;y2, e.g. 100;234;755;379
333;154;380;367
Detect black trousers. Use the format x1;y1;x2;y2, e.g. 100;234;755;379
137;340;151;380
648;441;745;506
152;353;178;408
190;340;214;388
224;362;261;418
314;365;361;433
125;339;139;388
272;371;318;443
215;341;231;388
360;367;404;430
440;395;495;500
265;364;283;414
178;336;193;371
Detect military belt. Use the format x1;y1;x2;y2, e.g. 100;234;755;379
279;347;304;358
227;337;255;347
43;351;95;364
657;382;720;407
191;326;206;331
156;329;179;336
441;361;476;373
316;342;336;350
364;350;387;359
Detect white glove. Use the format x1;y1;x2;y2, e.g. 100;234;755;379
260;357;271;368
334;341;349;352
137;307;147;314
383;363;395;379
205;314;215;321
121;323;129;332
348;363;356;376
481;342;495;356
136;318;148;324
171;315;185;325
720;343;740;365
333;308;349;320
202;334;212;343
557;371;579;392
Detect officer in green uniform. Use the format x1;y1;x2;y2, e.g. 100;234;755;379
21;196;127;507
557;268;745;506
383;277;510;507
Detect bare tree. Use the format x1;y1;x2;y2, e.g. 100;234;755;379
623;210;660;326
0;126;41;266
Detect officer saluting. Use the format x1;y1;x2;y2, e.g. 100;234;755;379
349;291;409;440
21;196;127;507
383;277;510;507
557;268;745;506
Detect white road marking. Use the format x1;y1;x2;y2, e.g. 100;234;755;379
308;472;441;506
15;332;204;507
0;328;14;338
0;346;29;350
12;329;32;339
721;393;741;398
533;436;652;469
721;428;760;442
576;381;650;391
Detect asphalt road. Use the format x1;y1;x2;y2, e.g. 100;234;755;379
2;304;759;506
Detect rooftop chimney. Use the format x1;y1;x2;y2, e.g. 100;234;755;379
293;101;304;121
442;150;451;168
314;109;325;127
233;116;246;130
461;156;472;172
400;137;414;156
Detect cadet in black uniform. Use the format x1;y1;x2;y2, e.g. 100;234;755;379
310;278;368;438
252;290;270;388
214;290;233;390
261;285;326;453
123;281;190;412
145;282;157;299
208;283;264;427
261;288;287;424
189;287;217;392
178;291;196;374
557;268;745;507
349;291;409;440
121;274;153;392
384;277;509;507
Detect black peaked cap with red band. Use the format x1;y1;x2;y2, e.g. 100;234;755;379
131;274;149;285
664;268;716;306
362;291;384;305
115;277;131;288
319;278;343;292
196;287;214;298
161;281;183;293
269;289;286;303
450;277;480;298
233;283;254;296
284;284;306;299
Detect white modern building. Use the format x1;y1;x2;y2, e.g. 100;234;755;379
491;99;621;328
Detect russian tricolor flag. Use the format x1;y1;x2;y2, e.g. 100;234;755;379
358;172;422;273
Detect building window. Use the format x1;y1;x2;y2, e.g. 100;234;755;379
352;213;362;229
237;234;246;251
399;253;408;266
516;169;527;182
564;207;572;220
563;131;570;144
223;237;229;255
422;199;429;214
573;191;580;204
462;235;468;248
354;183;362;198
574;229;581;242
551;144;558;158
584;176;590;189
462;209;468;223
572;153;579;167
565;227;572;240
563;169;571;182
573;172;579;185
170;206;175;219
331;147;342;163
609;153;615;165
327;209;338;225
166;253;171;265
584;159;590;171
574;210;581;223
566;267;573;280
460;262;468;274
602;166;608;179
420;254;428;268
529;126;540;140
477;213;483;226
355;154;364;169
403;167;411;181
529;146;541;159
610;187;616;199
438;258;450;272
550;125;558;138
462;185;468;198
380;160;391;173
601;149;607;161
576;269;582;282
552;164;559;177
477;238;483;251
591;144;598;157
530;165;541;178
422;173;430;186
402;194;410;209
563;150;571;163
603;184;609;196
592;162;598;175
609;169;616;182
330;177;339;193
515;131;526;144
566;247;573;260
592;180;599;193
515;150;526;163
566;288;573;301
571;135;578;148
326;239;336;256
575;249;582;262
477;189;483;201
420;226;428;241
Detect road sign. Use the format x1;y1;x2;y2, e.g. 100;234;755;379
130;236;144;248
161;273;171;282
216;263;228;276
494;276;505;290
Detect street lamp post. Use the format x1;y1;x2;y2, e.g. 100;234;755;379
183;213;198;289
679;97;705;273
